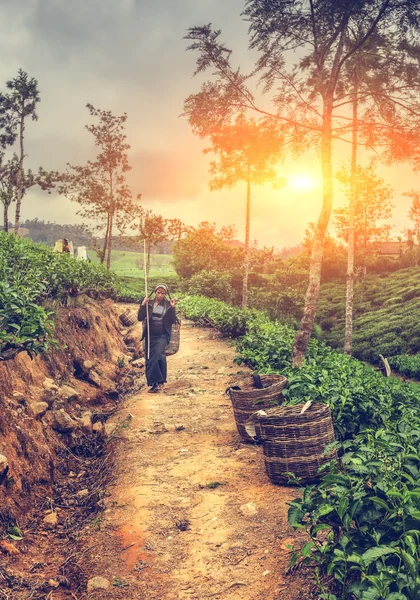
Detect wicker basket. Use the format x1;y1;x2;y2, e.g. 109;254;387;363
226;374;287;443
166;321;181;356
119;308;137;327
143;320;181;357
257;404;336;485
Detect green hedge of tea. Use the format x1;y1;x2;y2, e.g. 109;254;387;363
179;295;420;600
388;354;420;379
0;233;119;359
317;268;420;363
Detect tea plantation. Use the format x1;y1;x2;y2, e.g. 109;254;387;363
317;267;420;364
0;233;120;360
180;295;420;600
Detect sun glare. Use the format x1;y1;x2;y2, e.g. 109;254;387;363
288;175;317;191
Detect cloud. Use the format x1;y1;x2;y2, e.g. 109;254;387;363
129;143;208;200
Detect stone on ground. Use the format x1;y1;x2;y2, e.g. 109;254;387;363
87;577;110;592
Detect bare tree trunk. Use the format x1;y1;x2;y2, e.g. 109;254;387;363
4;201;8;232
146;242;151;279
344;82;358;355
106;212;113;270
292;99;334;367
13;114;25;235
101;214;111;264
105;174;114;270
360;204;368;299
242;175;251;309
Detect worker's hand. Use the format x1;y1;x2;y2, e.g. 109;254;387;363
169;298;177;308
141;297;150;306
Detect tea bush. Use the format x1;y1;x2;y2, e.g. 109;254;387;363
0;233;119;359
179;295;420;599
185;269;233;302
388;354;420;379
317;268;420;363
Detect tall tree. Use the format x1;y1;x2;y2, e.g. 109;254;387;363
166;218;193;242
339;28;420;353
335;164;394;268
60;104;135;269
0;154;18;231
137;209;167;278
172;221;243;279
0;154;59;232
185;0;420;365
0;70;40;234
0;88;18;185
404;190;420;265
203;114;285;308
343;76;359;355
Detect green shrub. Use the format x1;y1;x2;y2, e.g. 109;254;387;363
179;295;420;599
388;354;420;379
401;288;420;302
0;233;119;359
184;270;233;302
248;286;304;321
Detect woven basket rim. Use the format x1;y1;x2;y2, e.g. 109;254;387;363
258;402;330;420
227;375;287;400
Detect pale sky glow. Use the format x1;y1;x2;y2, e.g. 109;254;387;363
287;175;319;192
0;0;417;249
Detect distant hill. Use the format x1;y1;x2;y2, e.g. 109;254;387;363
9;219;95;247
6;221;175;254
225;239;245;248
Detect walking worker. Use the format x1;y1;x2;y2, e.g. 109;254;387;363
138;284;177;393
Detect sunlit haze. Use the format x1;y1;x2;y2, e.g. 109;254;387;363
288;175;319;192
0;0;417;249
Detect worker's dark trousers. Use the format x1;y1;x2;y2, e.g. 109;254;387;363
145;334;168;386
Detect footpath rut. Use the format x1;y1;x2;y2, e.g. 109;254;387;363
92;320;313;599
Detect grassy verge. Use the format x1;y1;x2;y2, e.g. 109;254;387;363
89;249;175;278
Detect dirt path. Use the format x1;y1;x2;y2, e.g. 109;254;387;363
90;321;313;599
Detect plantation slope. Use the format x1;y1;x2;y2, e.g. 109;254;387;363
179;296;420;598
317;266;420;362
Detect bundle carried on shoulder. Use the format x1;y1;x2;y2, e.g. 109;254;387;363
226;374;287;443
255;403;336;485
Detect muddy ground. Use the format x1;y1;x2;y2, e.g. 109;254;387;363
85;318;316;599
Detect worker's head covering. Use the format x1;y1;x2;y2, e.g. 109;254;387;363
63;238;68;243
154;283;168;294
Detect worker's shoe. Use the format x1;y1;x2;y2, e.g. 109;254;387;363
148;383;159;393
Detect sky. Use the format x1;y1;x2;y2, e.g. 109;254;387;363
0;0;418;250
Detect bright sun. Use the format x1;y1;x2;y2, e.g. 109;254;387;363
288;174;317;191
